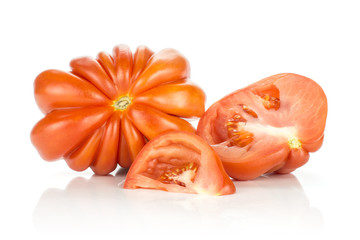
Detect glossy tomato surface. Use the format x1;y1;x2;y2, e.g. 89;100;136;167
124;131;235;195
197;73;327;180
31;45;206;175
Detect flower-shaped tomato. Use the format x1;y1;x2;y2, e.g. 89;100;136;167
31;45;206;175
197;73;327;180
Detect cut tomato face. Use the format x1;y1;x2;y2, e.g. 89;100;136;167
31;45;206;175
124;131;235;195
197;73;328;180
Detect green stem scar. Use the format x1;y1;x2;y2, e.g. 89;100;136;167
113;96;132;111
288;136;302;149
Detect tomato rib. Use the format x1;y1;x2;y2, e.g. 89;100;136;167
34;70;110;114
91;113;121;175
127;103;195;140
65;127;104;171
118;126;132;168
70;57;118;99
133;82;206;118
112;45;133;96
276;148;310;174
31;106;113;161
129;48;190;96
121;115;146;164
96;51;118;86
132;46;154;83
302;134;324;152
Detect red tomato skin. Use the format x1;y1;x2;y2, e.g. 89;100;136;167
133;82;206;118
127;103;195;140
124;131;235;196
31;106;113;161
121;115;145;165
34;70;111;114
31;45;206;175
64;127;104;171
197;73;327;180
90;113;121;175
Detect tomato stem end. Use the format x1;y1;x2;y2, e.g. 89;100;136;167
113;96;132;111
288;136;301;149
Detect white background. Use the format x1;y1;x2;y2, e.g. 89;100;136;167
1;0;359;239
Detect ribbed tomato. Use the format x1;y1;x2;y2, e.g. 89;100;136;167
31;45;206;175
124;131;235;195
197;73;327;180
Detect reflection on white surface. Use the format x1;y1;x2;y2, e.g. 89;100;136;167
33;170;322;237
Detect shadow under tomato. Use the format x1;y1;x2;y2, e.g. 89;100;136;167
33;171;322;237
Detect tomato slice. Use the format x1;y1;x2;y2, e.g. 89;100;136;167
197;73;328;180
124;131;235;195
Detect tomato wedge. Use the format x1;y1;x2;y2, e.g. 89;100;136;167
197;73;328;180
124;131;235;195
31;45;206;175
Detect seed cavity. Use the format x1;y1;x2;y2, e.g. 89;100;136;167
227;114;254;148
113;96;131;111
240;104;258;118
252;84;281;110
159;162;198;187
261;94;280;110
228;114;246;123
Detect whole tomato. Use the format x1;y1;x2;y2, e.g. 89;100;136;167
31;45;206;175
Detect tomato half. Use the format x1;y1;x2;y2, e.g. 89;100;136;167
124;131;235;195
31;45;206;175
197;73;327;180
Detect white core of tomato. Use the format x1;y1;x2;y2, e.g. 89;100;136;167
168;169;197;187
238;122;300;148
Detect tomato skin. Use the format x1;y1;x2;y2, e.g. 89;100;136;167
34;70;111;114
121;115;145;164
197;73;327;180
127;103;195;140
70;57;118;99
65;127;103;171
31;106;113;160
124;131;235;196
31;45;206;175
112;45;133;95
133;82;206;118
129;48;190;96
90;113;121;175
131;46;154;81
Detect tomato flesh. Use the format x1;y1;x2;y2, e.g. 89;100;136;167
124;131;236;195
197;73;327;180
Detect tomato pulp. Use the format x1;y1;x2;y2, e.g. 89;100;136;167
31;45;206;175
124;131;235;195
197;73;327;180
